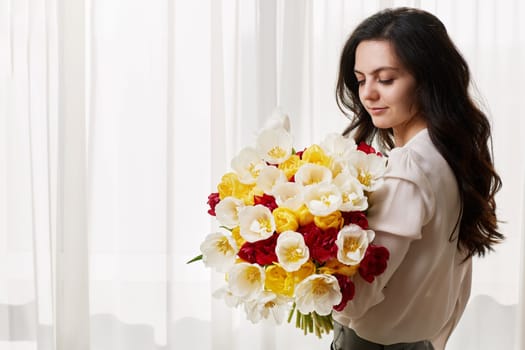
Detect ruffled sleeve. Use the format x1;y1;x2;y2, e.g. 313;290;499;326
367;147;436;239
334;146;436;320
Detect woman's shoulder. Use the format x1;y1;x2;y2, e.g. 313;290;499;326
368;130;441;232
386;129;449;186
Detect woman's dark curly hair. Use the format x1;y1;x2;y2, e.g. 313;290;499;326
336;7;503;258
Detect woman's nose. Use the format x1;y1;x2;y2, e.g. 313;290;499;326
360;81;378;101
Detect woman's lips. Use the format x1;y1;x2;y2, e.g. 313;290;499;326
368;107;388;116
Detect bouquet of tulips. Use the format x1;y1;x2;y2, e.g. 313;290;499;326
188;111;390;337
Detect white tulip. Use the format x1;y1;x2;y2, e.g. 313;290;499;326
231;147;267;184
227;262;265;301
262;107;291;132
294;163;333;187
256;128;293;165
295;274;342;316
303;183;342;216
333;173;368;212
244;291;292;324
256;166;288;195
275;231;310;272
213;286;243;308
336;224;375;266
272;182;304;211
200;232;238;272
320;133;356;158
215;196;245;228
238;205;276;242
347;151;386;192
329;156;356;178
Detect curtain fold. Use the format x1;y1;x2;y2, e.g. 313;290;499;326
56;0;90;348
28;0;55;347
517;123;525;349
165;0;175;348
0;1;523;349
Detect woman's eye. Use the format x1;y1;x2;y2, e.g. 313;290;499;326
378;79;394;85
356;79;365;86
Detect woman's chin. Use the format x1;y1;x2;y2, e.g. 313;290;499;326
370;119;391;130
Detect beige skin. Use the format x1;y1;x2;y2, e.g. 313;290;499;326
354;40;427;147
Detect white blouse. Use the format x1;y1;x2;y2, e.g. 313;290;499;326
333;128;472;350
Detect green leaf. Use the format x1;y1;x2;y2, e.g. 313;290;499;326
186;254;203;264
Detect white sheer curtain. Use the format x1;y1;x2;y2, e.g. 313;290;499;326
1;0;524;349
1;0;58;349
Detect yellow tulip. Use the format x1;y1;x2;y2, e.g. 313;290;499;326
273;207;299;233
294;205;314;226
278;154;304;179
265;264;294;297
292;260;316;284
314;211;344;231
318;259;359;277
302;144;332;168
231;226;246;248
217;172;257;205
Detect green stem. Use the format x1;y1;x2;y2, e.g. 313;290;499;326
287;308;334;338
312;312;322;338
287;302;296;324
307;313;313;334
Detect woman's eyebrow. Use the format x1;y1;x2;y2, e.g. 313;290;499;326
354;66;400;75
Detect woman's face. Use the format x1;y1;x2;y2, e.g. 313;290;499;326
354;40;426;146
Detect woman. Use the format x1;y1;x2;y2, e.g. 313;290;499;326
332;7;502;350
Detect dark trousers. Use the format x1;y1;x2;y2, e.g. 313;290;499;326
331;321;434;350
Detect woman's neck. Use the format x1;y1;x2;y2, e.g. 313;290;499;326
393;117;427;147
